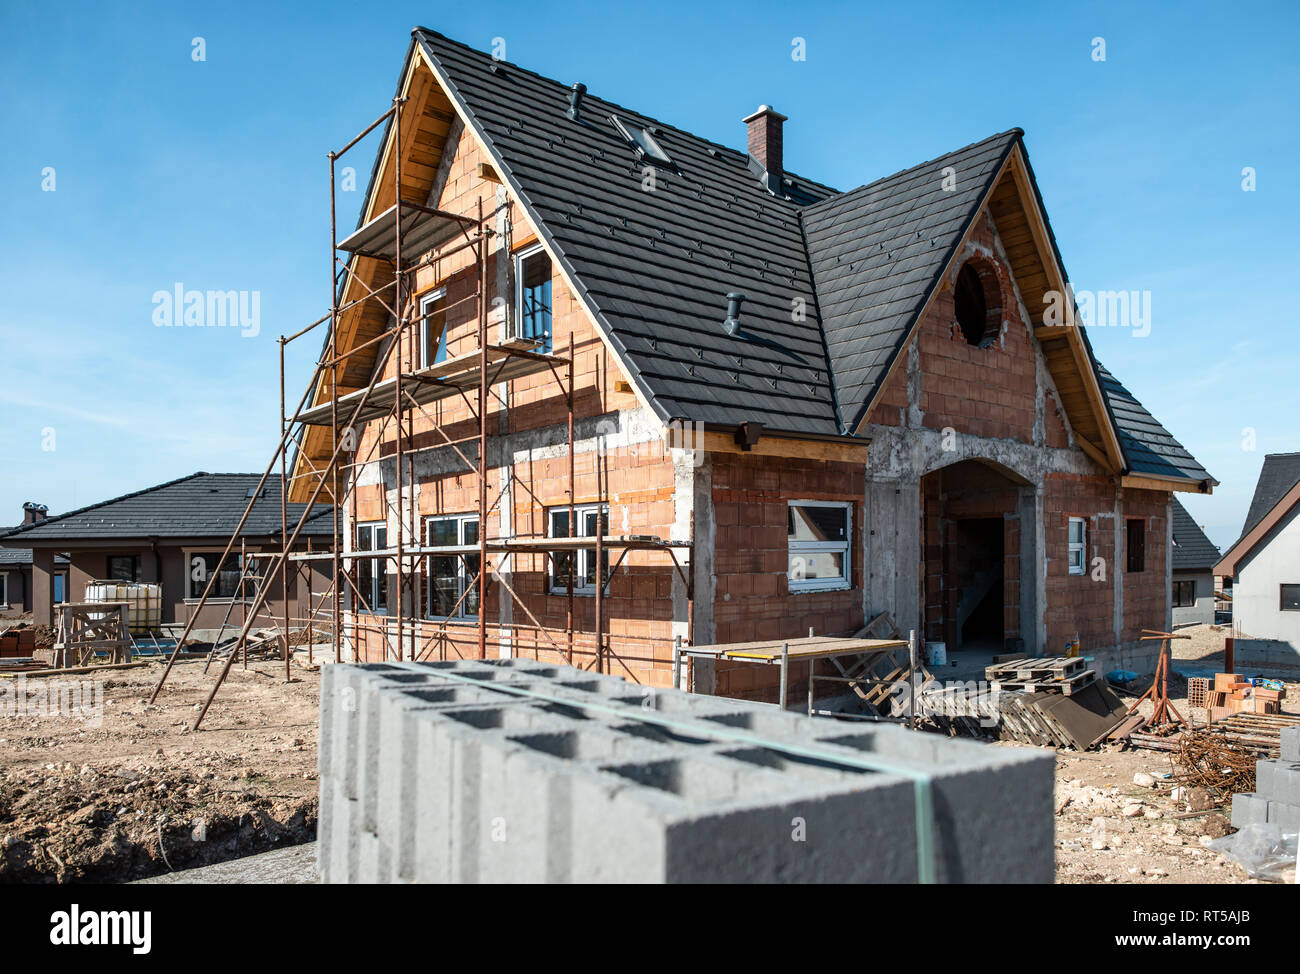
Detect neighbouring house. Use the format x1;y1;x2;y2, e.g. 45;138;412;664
0;473;337;631
1170;498;1219;626
1215;453;1300;652
0;503;70;618
286;28;1214;696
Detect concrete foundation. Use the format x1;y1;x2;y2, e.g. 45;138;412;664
319;659;1055;883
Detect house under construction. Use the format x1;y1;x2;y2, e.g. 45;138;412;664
165;27;1217;717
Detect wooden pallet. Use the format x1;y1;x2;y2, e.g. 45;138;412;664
985;656;1087;681
992;668;1096;697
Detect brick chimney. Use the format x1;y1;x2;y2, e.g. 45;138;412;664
22;502;47;525
743;105;787;194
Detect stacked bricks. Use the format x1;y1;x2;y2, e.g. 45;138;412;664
1231;728;1300;832
319;658;1055;883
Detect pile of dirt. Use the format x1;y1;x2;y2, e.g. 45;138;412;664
0;758;315;883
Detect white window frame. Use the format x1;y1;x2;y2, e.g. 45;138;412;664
424;513;480;620
1067;517;1087;576
514;243;553;353
419;287;448;369
787;500;852;593
354;521;389;615
0;572;8;607
548;503;609;595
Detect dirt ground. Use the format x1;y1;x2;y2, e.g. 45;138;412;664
0;655;320;883
0;622;1293;884
1048;623;1300;884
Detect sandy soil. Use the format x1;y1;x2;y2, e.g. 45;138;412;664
0;656;320;883
0;622;1293;884
1048;623;1300;884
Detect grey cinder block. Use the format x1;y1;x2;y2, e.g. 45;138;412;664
1282;726;1300;763
318;659;1056;883
1231;792;1269;828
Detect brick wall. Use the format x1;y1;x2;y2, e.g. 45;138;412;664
708;450;865;702
872;212;1070;449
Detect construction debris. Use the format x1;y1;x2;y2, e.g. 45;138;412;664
1171;731;1258;798
1207;672;1287;719
920;655;1127;750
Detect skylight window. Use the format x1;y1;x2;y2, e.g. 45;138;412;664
609;115;672;165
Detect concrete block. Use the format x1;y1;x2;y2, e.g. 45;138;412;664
1255;760;1277;801
1266;799;1300;832
1231;792;1269;829
1282;726;1300;763
320;659;1057;883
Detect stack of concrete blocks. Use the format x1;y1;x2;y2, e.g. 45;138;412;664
318;659;1056;883
1232;727;1300;832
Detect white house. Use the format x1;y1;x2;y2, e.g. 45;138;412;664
1215;453;1300;652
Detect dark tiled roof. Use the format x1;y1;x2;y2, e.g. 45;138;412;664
417;29;842;435
407;29;1209;481
0;474;337;543
1095;363;1213;483
1170;499;1220;572
1242;453;1300;538
0;545;68;566
803;131;1020;430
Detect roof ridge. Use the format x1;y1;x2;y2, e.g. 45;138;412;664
802;128;1023;215
412;26;840;199
0;472;209;540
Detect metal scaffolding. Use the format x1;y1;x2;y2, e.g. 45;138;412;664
150;95;693;730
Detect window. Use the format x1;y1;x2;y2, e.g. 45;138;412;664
1173;579;1196;607
1281;584;1300;612
609;115;673;165
426;514;479;619
107;555;139;582
549;504;609;594
0;573;7;606
355;522;388;614
1126;518;1146;573
187;551;247;600
954;261;999;347
1067;517;1087;576
787;501;852;592
53;572;66;604
419;288;448;368
515;245;553;352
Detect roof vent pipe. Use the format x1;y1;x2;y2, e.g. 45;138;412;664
723;291;745;335
567;82;587;121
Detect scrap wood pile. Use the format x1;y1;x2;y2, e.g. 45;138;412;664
920;654;1128;750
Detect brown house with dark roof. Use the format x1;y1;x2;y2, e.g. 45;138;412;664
0;474;336;631
282;29;1214;695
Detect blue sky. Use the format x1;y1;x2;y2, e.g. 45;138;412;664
0;0;1296;550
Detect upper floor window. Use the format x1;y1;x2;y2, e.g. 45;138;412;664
420;288;448;368
610;115;673;165
788;501;851;592
515;245;553;353
954;261;1000;347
